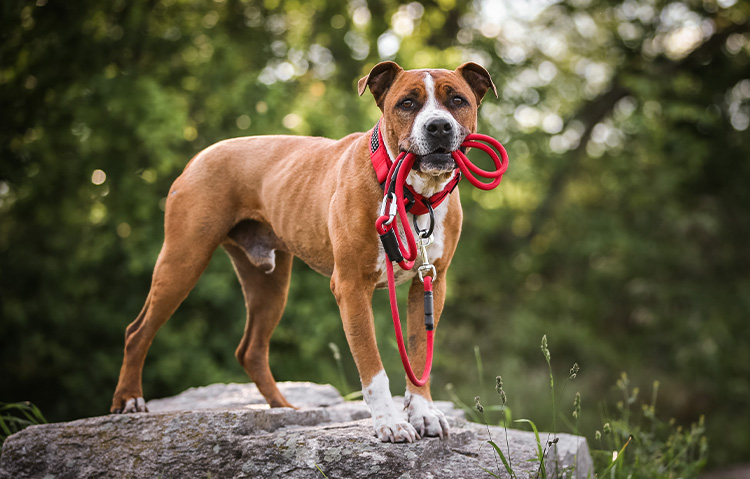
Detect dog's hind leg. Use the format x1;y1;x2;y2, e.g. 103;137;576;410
111;189;230;414
223;225;294;408
110;239;218;413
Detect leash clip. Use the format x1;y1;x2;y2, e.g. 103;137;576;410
418;264;437;283
417;233;436;283
378;192;398;226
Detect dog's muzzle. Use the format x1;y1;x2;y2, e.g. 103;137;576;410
412;152;457;175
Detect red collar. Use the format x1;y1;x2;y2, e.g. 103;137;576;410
369;120;460;216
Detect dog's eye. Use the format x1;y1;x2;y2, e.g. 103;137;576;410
452;96;465;106
399;99;415;109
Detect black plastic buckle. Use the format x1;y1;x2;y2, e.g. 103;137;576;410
424;289;434;330
379;229;404;263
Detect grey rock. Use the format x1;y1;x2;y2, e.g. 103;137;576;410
0;383;593;479
146;382;346;412
145;382;463;421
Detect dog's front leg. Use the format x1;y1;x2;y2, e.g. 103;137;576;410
404;272;450;439
330;271;418;443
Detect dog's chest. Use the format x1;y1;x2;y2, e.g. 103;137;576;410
374;204;448;288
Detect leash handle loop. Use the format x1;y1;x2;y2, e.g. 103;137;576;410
452;134;509;190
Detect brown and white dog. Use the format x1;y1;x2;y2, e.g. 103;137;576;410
111;61;496;442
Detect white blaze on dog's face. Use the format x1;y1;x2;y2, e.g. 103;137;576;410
358;62;497;180
382;68;476;176
409;72;466;157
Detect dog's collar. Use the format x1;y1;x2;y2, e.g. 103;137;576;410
369;119;460;216
370;120;392;185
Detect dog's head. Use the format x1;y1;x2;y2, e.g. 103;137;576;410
359;62;497;178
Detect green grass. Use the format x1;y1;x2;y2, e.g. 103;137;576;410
473;336;708;479
0;401;47;449
592;373;707;478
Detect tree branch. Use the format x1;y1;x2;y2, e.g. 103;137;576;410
524;17;749;240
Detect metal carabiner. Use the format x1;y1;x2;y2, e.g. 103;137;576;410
378;192;398;226
418;233;433;259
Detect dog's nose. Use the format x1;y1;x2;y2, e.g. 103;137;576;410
425;118;453;138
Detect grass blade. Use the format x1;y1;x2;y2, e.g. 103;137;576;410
0;416;13;437
474;345;485;393
488;440;516;478
0;402;48;447
515;419;542;457
600;435;633;475
515;419;546;478
479;465;502;478
342;390;363;401
315;463;329;478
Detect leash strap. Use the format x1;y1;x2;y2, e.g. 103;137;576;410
375;131;509;388
387;259;434;387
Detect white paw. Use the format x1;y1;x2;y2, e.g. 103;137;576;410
121;397;148;413
405;392;449;439
373;412;419;443
363;370;419;443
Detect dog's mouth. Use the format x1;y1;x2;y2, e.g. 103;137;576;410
412;147;457;176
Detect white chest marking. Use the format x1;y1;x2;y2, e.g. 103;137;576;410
405;169;458;198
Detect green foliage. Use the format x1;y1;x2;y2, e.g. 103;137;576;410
593;374;708;478
0;402;47;448
477;337;707;479
1;0;748;469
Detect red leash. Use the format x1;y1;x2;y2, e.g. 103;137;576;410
375;133;508;387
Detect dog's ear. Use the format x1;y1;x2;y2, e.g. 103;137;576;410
358;61;403;109
455;62;497;104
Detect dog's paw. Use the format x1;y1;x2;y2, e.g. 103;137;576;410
112;397;148;414
405;393;450;439
373;413;419;443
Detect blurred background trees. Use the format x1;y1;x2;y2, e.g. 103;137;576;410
2;0;748;468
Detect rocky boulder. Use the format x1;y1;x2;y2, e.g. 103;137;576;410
0;382;593;478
